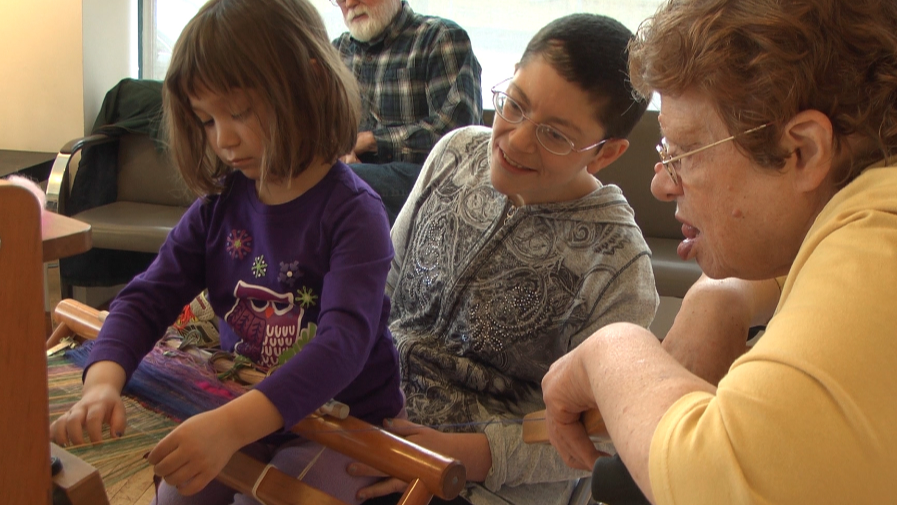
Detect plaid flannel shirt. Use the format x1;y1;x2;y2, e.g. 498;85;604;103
333;1;483;165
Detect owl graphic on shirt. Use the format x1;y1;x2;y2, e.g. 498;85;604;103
224;280;307;368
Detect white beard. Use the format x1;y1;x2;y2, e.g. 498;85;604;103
345;1;400;42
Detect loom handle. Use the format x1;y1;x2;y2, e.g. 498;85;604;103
292;414;466;500
47;299;104;348
521;408;609;445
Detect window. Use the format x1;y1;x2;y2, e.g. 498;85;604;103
142;0;207;79
143;0;664;105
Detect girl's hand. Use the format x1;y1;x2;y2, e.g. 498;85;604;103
348;418;493;501
147;409;243;496
148;389;283;496
50;382;127;447
50;360;128;447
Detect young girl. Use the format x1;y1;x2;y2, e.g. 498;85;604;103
48;0;403;503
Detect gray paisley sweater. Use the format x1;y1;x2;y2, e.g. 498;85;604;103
387;126;658;505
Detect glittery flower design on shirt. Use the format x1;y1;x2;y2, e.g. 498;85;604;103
251;256;268;278
226;230;252;260
295;286;318;308
278;261;301;287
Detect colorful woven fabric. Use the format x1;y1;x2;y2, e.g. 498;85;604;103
48;352;176;487
48;339;247;488
65;340;245;422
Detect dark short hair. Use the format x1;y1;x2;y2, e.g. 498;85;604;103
164;0;360;196
520;14;649;140
629;0;897;186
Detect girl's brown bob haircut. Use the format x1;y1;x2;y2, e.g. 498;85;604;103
164;0;360;196
629;0;897;186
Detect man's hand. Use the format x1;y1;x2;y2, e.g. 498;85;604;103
354;131;377;154
340;131;376;165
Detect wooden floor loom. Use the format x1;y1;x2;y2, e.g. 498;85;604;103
48;298;466;505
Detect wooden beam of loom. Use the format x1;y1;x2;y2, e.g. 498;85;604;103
47;296;104;348
521;408;610;445
51;297;468;505
1;182;108;505
51;442;111;505
1;181;52;503
217;451;345;505
293;414;466;501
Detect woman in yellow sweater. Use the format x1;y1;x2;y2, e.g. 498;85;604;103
541;0;897;503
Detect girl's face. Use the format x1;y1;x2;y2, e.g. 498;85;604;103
489;56;609;206
189;87;270;181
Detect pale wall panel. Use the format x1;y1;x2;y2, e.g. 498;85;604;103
0;0;85;152
83;0;134;135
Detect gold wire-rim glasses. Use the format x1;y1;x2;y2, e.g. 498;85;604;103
656;123;771;185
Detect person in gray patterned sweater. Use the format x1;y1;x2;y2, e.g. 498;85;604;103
350;13;659;505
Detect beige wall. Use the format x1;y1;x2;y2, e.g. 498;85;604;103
0;0;133;153
0;0;84;152
83;0;134;135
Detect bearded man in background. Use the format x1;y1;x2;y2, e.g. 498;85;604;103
332;0;482;225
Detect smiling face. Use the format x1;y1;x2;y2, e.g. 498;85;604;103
189;87;270;181
651;91;814;279
339;0;401;42
489;57;617;206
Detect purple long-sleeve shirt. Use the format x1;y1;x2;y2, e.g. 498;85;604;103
85;163;403;428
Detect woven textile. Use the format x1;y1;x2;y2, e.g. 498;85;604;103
48;353;176;487
47;340;245;487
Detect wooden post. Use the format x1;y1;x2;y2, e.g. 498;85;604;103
0;182;52;504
